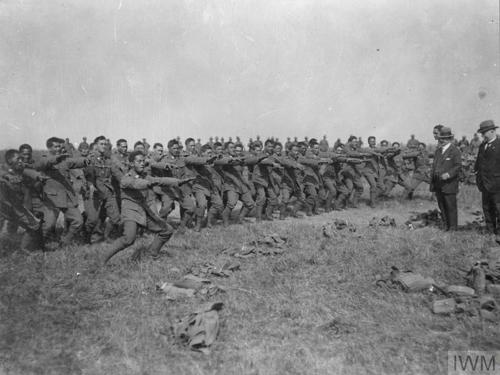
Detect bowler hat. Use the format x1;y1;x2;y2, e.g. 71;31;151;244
477;120;498;134
438;127;454;139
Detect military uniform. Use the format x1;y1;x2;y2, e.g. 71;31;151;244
103;172;179;263
35;154;89;244
150;152;196;230
250;152;280;221
83;152;123;241
0;165;45;250
275;153;306;218
402;149;430;197
297;152;325;215
214;155;256;226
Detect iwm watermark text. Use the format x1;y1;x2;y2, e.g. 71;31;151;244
448;351;500;374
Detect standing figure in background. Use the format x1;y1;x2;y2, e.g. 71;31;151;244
430;127;462;231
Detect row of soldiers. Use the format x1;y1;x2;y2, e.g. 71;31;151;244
0;133;449;264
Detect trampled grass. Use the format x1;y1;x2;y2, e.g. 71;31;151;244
1;184;499;375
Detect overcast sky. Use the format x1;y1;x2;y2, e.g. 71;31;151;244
0;0;499;149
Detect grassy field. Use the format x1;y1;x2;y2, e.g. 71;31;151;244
1;184;499;375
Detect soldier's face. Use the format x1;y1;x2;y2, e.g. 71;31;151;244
368;138;376;147
226;143;235;155
169;144;180;156
265;143;274;154
135;145;145;153
202;149;212;157
96;140;107;154
214;146;223;154
80;148;90;157
19;148;32;162
311;144;320;155
118;142;128;154
8;153;24;172
132;155;145;173
253;145;262;153
274;145;282;154
186;141;196;154
49;142;62;155
234;146;243;157
392;143;400;150
290;146;299;158
154;146;163;156
380;142;388;147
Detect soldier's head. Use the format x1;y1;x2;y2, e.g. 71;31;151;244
264;139;275;154
153;143;164;157
134;141;145;153
167;139;180;156
310;140;320;155
368;136;376;147
380;140;389;147
83;137;87;142
80;145;90;157
116;139;128;155
213;142;223;155
5;149;24;172
236;136;241;142
288;143;300;158
418;142;426;151
94;136;107;155
234;143;244;157
256;135;261;141
129;151;146;173
410;134;415;139
348;136;358;148
297;141;308;155
392;141;400;149
46;137;64;155
228;137;233;142
251;142;263;153
433;124;444;140
274;142;283;155
293;136;298;141
19;144;33;163
225;141;235;156
209;137;213;142
200;144;213;157
197;138;201;143
185;137;196;154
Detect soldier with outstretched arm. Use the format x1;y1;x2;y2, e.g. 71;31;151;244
102;151;194;264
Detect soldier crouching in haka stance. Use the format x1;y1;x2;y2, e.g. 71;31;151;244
102;151;194;264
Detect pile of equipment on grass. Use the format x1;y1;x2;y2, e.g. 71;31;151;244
376;250;500;322
405;209;442;229
223;232;288;258
172;301;223;354
369;216;396;228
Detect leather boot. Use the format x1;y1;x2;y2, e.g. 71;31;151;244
194;215;203;232
222;207;231;227
264;205;274;221
237;207;250;224
206;208;217;228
